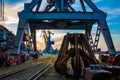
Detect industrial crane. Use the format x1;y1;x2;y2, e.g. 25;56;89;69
14;0;116;55
11;0;120;79
41;30;58;54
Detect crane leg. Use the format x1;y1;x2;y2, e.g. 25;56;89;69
99;20;116;55
14;20;28;54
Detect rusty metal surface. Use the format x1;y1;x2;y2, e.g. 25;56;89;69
84;68;112;80
102;66;120;77
54;33;99;78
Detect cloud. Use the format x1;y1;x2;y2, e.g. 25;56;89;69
52;34;65;49
100;7;120;20
108;8;120;16
112;34;120;37
0;3;24;35
4;0;32;4
4;23;18;35
108;22;120;26
93;0;102;3
0;0;48;25
37;41;45;50
0;3;24;25
72;0;103;11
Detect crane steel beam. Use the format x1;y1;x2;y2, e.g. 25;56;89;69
99;20;116;54
32;29;37;51
29;23;93;29
14;20;28;54
84;0;101;12
18;12;105;20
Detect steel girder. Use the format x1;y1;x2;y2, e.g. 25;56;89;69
14;0;116;55
14;20;28;54
18;12;105;20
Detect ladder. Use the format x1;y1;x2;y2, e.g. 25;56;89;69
94;25;101;51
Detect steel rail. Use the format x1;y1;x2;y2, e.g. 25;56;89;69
0;62;44;79
27;63;51;80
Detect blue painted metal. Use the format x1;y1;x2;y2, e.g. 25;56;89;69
43;31;56;54
18;12;105;20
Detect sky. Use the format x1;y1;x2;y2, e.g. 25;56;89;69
0;0;120;51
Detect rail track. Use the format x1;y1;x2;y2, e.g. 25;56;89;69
27;63;51;80
0;62;45;80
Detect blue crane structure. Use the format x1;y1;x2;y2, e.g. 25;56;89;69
41;30;57;54
13;0;116;55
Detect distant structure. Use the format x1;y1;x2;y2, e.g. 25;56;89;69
0;0;4;20
41;30;58;54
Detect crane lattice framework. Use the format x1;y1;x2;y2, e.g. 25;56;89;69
14;0;116;55
42;30;55;54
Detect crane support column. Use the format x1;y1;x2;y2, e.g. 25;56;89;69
32;29;37;51
99;19;116;54
14;20;28;54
